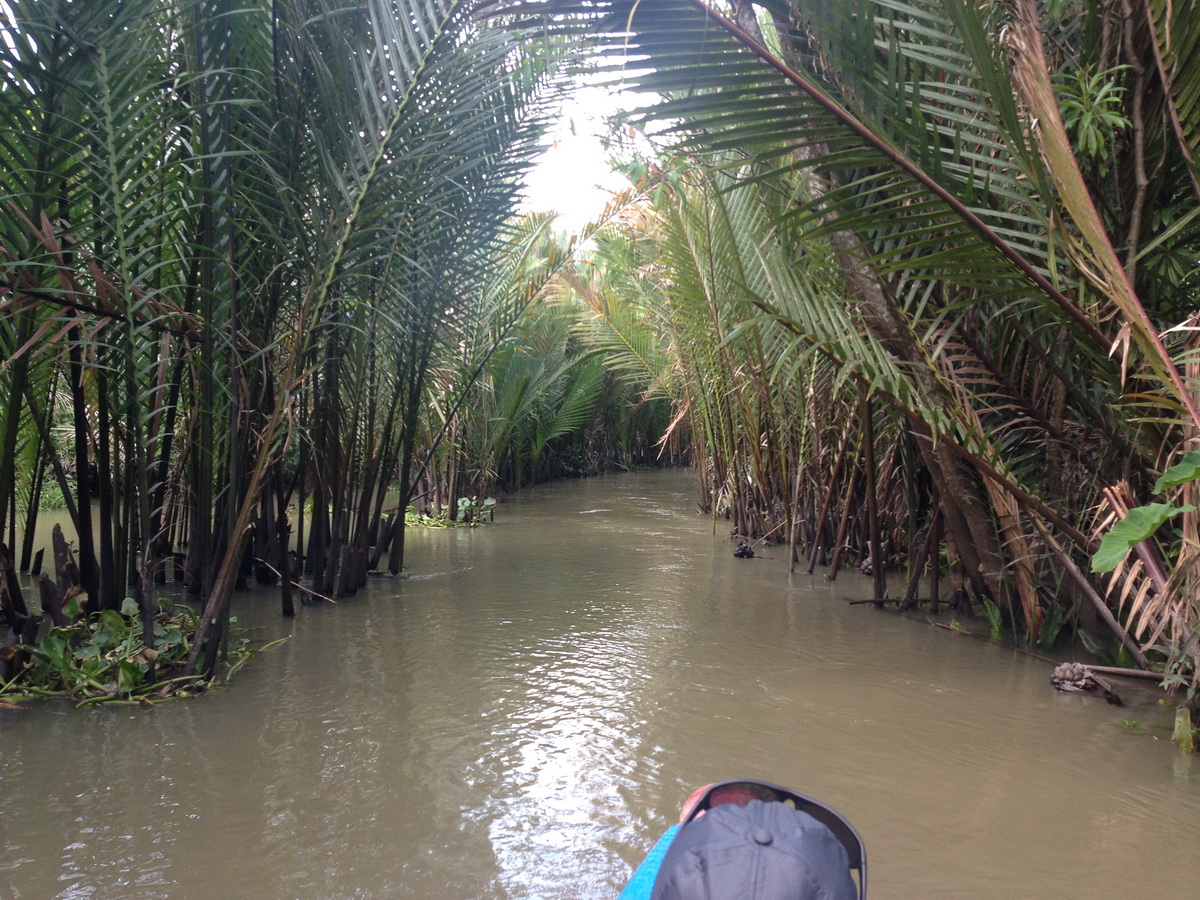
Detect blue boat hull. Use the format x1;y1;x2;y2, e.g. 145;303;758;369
617;825;679;899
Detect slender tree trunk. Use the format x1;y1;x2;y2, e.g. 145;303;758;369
929;501;942;614
94;366;120;611
807;424;853;574
0;334;30;552
18;420;47;572
863;394;887;603
827;463;860;581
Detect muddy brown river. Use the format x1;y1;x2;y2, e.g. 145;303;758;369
2;470;1198;898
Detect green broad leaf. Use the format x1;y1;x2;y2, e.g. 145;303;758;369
38;636;68;666
1153;450;1200;493
118;662;141;689
1092;502;1196;572
120;597;139;617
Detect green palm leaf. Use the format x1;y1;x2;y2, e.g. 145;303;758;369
1147;0;1200;199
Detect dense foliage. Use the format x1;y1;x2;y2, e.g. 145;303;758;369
535;0;1200;693
0;0;596;686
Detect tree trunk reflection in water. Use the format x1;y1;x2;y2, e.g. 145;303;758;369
1;471;1197;899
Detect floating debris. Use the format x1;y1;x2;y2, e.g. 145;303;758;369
1050;662;1124;706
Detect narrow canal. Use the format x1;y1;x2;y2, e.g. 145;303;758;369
2;470;1197;898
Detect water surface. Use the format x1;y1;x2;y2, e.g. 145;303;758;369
2;470;1197;898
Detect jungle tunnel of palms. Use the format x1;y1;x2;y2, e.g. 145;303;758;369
2;0;1200;704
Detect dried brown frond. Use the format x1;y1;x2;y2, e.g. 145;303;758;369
1092;481;1199;685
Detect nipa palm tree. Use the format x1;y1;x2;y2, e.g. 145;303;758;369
521;0;1200;681
0;0;587;683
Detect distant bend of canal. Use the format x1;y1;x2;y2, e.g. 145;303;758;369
2;470;1197;898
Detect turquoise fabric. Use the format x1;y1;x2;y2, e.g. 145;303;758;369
617;825;681;900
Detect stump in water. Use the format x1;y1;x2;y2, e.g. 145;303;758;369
50;526;80;598
1174;707;1195;751
1;542;40;681
37;574;71;628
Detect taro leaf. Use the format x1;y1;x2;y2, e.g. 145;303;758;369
39;635;68;667
120;597;139;617
73;644;100;661
1154;450;1200;493
118;660;142;689
1091;502;1196;572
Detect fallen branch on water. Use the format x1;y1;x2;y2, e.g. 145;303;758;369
1077;663;1164;681
929;620;1165;682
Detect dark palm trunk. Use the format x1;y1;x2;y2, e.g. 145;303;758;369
94;365;120;611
